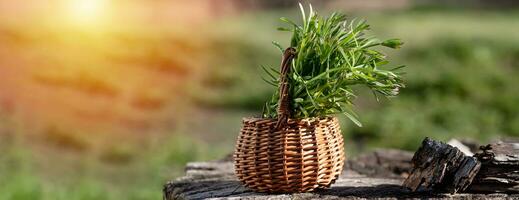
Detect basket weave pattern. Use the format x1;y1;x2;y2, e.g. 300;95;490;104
234;117;345;192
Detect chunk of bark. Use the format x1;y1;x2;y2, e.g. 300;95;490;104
469;142;519;193
402;137;481;194
449;157;481;192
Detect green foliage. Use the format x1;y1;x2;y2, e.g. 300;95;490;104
262;4;404;125
0;132;229;200
345;36;519;150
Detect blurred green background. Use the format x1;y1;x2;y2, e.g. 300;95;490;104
0;0;518;199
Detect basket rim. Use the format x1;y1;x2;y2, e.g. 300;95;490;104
242;116;336;123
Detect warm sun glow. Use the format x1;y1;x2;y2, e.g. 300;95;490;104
68;0;106;25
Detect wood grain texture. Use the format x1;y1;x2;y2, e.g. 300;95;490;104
345;149;413;178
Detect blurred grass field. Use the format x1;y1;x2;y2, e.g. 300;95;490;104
0;4;518;200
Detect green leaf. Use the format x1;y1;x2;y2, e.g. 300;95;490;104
381;39;404;49
298;3;306;25
277;27;292;32
390;65;406;71
343;112;362;127
280;17;298;27
261;76;277;87
272;41;284;53
261;65;278;80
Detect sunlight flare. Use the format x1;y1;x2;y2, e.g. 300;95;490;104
67;0;107;25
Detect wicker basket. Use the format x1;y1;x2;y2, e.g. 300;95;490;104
233;48;345;193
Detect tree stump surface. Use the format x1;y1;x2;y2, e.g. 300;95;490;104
163;149;518;200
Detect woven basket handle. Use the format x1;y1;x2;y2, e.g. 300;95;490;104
275;47;296;130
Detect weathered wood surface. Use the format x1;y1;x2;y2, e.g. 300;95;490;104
469;142;519;193
402;138;481;194
163;149;518;199
345;149;413;178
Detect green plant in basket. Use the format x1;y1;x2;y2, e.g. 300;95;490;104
234;4;405;193
262;4;405;126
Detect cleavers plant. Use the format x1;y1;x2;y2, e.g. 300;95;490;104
262;4;405;126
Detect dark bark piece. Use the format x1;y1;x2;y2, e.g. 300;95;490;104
450;157;481;192
402;137;481;194
469;142;519;193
